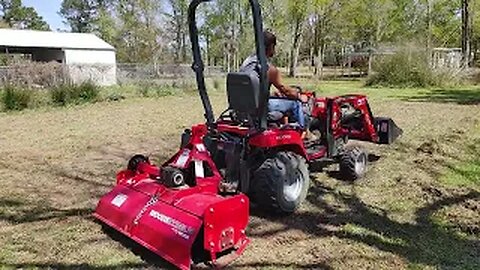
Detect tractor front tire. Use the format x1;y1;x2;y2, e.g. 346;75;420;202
252;151;310;215
339;147;367;181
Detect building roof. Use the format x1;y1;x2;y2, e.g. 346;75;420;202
0;29;115;51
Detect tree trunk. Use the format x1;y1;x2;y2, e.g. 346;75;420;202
205;34;210;67
173;10;181;64
368;51;373;75
180;6;187;63
309;47;314;72
426;0;432;51
462;0;471;68
181;34;187;63
314;40;325;80
289;19;302;77
312;13;324;79
319;43;325;80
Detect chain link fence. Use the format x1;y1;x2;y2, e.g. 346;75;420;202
117;63;224;85
0;62;225;88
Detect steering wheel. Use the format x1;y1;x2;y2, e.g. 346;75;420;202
290;85;304;94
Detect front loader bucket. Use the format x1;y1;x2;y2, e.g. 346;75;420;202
94;183;249;270
374;117;403;144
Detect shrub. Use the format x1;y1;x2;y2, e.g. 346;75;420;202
50;84;72;106
137;86;150;97
472;70;480;85
75;81;99;102
1;85;32;111
366;50;436;88
50;81;99;106
136;81;180;98
3;62;65;88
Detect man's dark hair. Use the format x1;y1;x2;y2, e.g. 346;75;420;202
264;30;277;48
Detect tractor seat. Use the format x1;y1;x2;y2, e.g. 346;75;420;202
226;72;260;115
226;73;302;130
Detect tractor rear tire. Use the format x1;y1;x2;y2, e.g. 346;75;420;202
339;147;367;181
251;151;310;215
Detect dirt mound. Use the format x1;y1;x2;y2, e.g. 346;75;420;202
416;139;443;155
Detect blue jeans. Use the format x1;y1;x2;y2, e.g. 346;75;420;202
268;99;305;129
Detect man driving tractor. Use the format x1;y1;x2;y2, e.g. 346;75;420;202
240;30;308;130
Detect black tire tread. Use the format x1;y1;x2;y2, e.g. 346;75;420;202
127;155;149;172
251;151;309;214
339;147;366;181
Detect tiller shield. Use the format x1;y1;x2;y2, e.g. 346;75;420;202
94;183;249;270
94;125;250;270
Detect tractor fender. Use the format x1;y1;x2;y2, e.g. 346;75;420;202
248;129;307;158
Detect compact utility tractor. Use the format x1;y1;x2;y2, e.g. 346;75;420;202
93;0;402;269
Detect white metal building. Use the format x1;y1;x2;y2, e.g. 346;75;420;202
0;29;116;86
432;48;462;70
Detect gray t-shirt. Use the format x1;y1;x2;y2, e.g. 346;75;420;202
239;54;271;90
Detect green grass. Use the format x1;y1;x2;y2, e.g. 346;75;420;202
3;78;479;112
284;78;480;104
441;137;480;188
442;160;480;188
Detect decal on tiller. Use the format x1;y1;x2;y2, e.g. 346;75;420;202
111;194;128;207
175;149;191;167
195;143;207;152
194;160;205;178
149;210;195;240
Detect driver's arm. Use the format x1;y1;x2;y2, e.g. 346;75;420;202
268;65;301;99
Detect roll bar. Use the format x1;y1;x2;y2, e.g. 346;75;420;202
188;0;269;129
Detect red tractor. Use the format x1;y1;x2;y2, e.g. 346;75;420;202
93;0;402;269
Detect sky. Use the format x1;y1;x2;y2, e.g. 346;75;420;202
23;0;66;31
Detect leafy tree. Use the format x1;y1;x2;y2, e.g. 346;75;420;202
115;0;162;63
166;0;189;63
51;0;469;70
472;0;480;64
0;18;8;28
430;0;462;47
95;5;117;45
59;0;97;33
286;0;309;77
59;0;118;51
0;0;50;30
310;0;338;77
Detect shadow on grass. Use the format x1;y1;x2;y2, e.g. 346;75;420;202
0;263;150;270
231;262;333;269
0;198;92;224
99;224;177;270
251;179;480;269
401;88;480;105
311;153;382;181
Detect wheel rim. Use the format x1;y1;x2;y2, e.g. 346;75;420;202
283;170;304;202
355;153;367;176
